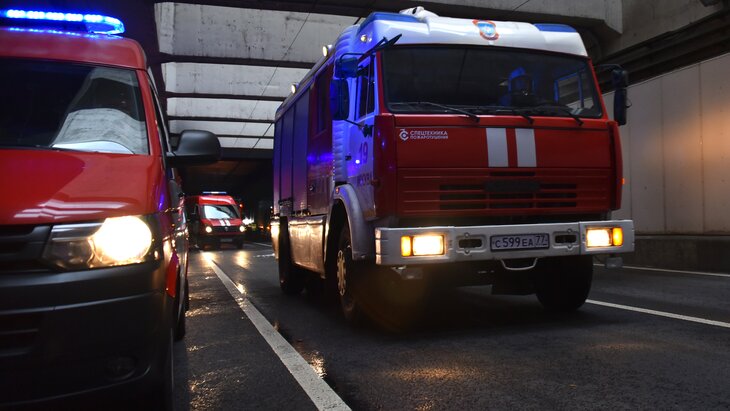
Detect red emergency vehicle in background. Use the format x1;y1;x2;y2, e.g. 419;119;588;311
272;7;634;324
186;192;246;249
0;9;219;407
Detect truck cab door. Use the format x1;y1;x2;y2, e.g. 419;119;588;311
351;56;377;219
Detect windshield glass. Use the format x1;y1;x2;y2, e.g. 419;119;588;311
0;59;148;154
382;46;602;118
202;204;239;219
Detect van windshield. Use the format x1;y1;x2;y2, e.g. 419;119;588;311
0;59;148;154
382;46;602;119
202;205;239;220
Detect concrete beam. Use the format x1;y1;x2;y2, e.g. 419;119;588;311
414;0;622;34
170;119;274;137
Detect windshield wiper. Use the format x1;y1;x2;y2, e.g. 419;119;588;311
524;103;584;126
477;105;534;124
393;101;479;122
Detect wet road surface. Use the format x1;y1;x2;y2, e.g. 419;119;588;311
174;242;730;410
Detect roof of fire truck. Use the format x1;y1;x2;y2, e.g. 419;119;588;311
350;7;587;57
277;7;588;115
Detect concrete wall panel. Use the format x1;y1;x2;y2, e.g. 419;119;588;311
162;63;308;97
155;3;355;63
661;66;703;233
167;98;280;121
700;54;730;233
626;79;666;233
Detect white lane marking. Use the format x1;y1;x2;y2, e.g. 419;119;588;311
205;256;351;411
515;128;536;167
594;263;730;278
587;299;730;329
486;128;508;167
248;241;273;248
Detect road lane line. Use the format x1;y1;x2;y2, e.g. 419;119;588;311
250;241;273;248
204;255;351;411
594;264;730;278
587;299;730;329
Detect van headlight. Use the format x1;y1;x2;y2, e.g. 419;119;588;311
43;215;155;270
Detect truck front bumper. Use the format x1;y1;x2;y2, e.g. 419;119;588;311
375;220;634;266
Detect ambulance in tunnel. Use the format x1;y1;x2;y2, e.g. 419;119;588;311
272;7;634;323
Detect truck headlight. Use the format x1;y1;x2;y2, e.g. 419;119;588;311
401;234;444;256
239;225;245;232
205;225;213;233
43;215;155;270
586;227;624;248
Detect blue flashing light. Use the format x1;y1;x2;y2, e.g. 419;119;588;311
534;23;576;33
1;9;125;34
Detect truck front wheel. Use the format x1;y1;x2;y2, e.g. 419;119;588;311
337;224;363;323
534;255;593;312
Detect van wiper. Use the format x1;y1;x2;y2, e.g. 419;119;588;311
525;103;584;126
394;101;479;122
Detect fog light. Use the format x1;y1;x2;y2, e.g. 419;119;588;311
586;228;610;247
398;234;444;257
205;226;213;233
239;225;245;232
586;227;623;248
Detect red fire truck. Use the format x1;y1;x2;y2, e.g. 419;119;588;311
272;7;634;323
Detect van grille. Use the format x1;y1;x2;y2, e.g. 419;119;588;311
0;225;52;274
398;168;611;217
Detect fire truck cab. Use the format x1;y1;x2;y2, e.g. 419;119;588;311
272;7;634;323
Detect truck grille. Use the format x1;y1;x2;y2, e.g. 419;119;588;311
398;168;611;217
0;225;52;274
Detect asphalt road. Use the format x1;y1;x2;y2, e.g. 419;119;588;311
173;242;730;410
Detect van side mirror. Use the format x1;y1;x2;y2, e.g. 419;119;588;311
612;68;629;126
168;130;221;166
330;79;350;121
335;57;358;78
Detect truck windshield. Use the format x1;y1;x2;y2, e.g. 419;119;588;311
202;205;239;220
0;59;148;154
382;46;602;119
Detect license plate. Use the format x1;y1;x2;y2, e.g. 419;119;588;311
490;233;549;251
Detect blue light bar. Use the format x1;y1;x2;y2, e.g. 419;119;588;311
1;9;125;34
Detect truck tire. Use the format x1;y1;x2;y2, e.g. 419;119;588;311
534;255;593;312
336;224;364;323
278;221;305;295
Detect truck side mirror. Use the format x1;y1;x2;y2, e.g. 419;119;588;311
335;57;358;78
612;68;629;126
330;79;350;121
167;130;221;166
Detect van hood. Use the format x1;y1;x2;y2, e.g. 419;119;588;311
0;149;164;225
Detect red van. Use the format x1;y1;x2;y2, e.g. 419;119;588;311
0;9;219;408
186;193;246;249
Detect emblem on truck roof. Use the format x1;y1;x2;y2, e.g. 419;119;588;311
473;20;499;41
